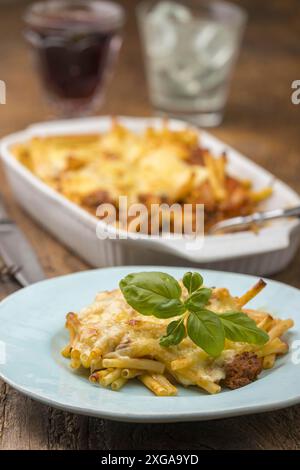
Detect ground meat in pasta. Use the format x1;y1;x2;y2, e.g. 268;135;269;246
223;352;263;389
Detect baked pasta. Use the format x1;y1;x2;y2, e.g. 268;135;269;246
62;274;293;396
12;121;272;232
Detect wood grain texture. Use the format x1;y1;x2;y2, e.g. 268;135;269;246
0;0;300;450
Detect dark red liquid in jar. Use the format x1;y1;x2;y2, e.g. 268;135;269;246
24;1;124;114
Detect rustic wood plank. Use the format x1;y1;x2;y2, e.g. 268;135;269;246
0;0;300;450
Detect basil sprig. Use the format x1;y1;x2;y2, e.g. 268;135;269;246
219;311;269;345
119;271;269;357
183;272;203;294
187;309;225;357
160;319;186;347
120;271;185;318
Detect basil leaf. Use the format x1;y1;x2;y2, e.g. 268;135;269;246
220;311;269;345
185;288;212;312
187;309;225;357
160;319;186;347
183;272;203;294
119;271;186;318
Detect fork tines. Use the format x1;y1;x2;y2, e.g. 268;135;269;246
0;263;21;281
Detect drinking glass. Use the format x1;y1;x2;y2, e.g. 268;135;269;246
137;0;247;126
24;0;125;116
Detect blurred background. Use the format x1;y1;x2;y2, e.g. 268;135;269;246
0;0;299;288
0;1;299;136
0;0;300;452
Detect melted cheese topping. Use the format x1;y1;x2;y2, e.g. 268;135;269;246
11;124;208;204
13;123;272;235
68;286;243;386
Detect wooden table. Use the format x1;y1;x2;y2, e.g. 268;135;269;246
0;0;300;450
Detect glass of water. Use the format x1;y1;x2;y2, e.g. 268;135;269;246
137;0;247;126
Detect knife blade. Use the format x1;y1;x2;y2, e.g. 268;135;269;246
0;200;45;286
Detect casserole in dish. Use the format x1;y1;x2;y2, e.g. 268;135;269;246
1;116;300;274
10;119;272;233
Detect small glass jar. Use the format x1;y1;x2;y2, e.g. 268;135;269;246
24;0;125;116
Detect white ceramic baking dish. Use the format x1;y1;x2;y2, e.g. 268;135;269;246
1;116;300;275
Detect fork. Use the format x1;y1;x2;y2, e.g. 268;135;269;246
209;206;300;234
0;259;21;282
0;219;14;231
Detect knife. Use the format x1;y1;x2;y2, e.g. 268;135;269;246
0;198;45;286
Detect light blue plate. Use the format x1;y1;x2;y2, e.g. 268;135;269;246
0;266;299;423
